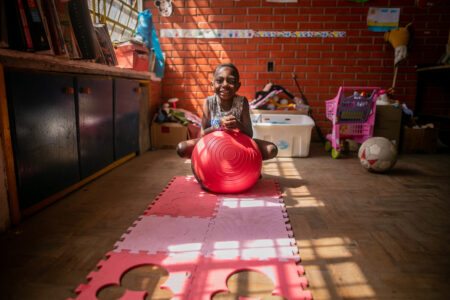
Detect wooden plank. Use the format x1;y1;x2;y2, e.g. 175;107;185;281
416;64;450;72
0;49;158;81
0;64;21;224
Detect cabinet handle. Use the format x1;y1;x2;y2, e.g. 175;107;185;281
80;87;92;94
64;87;75;95
133;87;141;94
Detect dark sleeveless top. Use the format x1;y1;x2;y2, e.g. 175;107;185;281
207;94;245;129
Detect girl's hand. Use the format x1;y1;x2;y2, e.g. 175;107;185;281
221;115;239;130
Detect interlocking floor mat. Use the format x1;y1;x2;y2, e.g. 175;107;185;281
71;176;312;300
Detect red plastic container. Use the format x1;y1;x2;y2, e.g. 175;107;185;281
115;41;149;72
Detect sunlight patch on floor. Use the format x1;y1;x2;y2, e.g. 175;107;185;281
263;158;301;177
329;262;376;298
298;237;376;299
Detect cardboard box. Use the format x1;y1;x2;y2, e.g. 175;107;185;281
374;105;402;149
151;122;188;149
402;127;438;153
115;41;149;72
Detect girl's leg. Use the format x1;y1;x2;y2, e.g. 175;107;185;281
254;138;278;160
176;138;200;158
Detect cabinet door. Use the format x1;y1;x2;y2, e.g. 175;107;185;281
114;78;140;159
5;71;80;210
77;77;114;178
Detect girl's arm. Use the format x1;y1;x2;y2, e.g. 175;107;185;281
238;97;253;138
201;98;215;136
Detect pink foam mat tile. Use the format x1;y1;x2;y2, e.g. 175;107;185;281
202;197;300;262
217;196;287;209
235;178;282;198
114;215;212;255
144;176;220;218
70;251;199;300
189;256;312;300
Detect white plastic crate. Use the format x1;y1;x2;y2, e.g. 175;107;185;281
252;113;315;157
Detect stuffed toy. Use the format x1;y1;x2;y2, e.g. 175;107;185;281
154;0;173;17
384;23;412;65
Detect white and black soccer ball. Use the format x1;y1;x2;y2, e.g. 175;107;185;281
358;137;397;173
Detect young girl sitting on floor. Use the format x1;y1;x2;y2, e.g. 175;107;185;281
177;63;278;160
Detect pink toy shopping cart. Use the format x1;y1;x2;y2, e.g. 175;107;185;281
325;86;380;158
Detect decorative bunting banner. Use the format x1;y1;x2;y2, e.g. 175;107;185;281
160;29;254;38
160;29;346;39
255;31;346;38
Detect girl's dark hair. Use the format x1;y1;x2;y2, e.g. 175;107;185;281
214;63;240;81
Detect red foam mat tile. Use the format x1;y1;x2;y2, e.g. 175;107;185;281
189;256;312;300
71;251;198;300
237;178;282;198
144;176;219;218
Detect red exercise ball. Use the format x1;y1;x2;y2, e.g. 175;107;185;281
191;130;262;194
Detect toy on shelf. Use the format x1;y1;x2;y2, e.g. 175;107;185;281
325;86;380;158
375;89;395;106
384;23;411;66
384;23;412;91
250;82;306;112
168;97;179;108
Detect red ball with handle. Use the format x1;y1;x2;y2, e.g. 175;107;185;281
191;130;262;193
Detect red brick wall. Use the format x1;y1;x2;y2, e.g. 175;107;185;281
145;0;450;131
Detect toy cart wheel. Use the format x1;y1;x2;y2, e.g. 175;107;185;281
325;141;332;152
331;148;341;159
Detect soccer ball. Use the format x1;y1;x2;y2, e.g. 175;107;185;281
358;137;397;173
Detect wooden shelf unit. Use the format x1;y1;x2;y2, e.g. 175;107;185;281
0;49;155;225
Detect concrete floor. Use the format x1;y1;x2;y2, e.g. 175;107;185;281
1;142;449;299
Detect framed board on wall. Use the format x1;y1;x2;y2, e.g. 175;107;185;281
88;0;143;43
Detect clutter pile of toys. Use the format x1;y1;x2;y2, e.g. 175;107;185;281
250;82;309;113
155;98;201;126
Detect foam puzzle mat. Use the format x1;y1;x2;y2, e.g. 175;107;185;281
71;176;312;300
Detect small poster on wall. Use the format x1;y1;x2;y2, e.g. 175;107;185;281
367;7;400;32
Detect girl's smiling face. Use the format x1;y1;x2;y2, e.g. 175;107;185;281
213;66;241;102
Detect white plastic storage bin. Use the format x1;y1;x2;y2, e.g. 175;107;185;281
252;113;315;157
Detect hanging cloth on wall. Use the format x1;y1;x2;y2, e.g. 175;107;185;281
136;9;165;78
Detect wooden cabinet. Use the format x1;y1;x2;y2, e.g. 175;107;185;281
0;49;154;224
415;65;450;145
114;78;140;159
5;70;80;210
77;76;114;178
5;72;129;208
4;72;141;215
